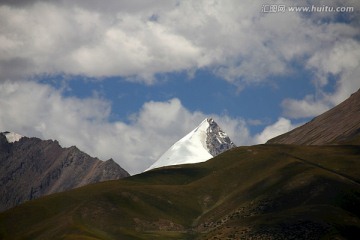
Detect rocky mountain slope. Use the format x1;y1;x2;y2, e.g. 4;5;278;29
146;118;236;171
0;133;129;212
267;88;360;145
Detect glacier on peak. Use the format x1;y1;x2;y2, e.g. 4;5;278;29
145;118;236;171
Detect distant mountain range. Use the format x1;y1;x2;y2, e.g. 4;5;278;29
0;89;359;239
0;117;235;212
146;118;236;171
0;133;129;212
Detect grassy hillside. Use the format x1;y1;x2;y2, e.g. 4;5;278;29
1;144;360;239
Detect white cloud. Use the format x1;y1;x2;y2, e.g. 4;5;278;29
0;81;252;174
281;94;331;119
283;37;360;119
0;1;202;83
1;0;358;87
254;118;297;144
1;0;359;172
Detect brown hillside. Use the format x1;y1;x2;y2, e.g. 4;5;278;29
0;134;129;212
267;89;360;145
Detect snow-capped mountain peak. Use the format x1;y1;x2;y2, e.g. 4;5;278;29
145;118;236;171
2;131;23;143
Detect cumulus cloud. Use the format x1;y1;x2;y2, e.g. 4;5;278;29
276;0;360;118
0;81;252;174
283;35;360;119
1;0;359;172
0;0;206;83
282;94;331;119
1;0;358;87
254;118;297;144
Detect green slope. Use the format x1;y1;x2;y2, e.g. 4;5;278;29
1;144;360;239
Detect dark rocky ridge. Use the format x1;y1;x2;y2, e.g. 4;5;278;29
0;133;129;212
206;118;236;156
267;88;360;145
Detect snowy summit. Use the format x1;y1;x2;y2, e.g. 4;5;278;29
2;131;23;143
146;118;236;171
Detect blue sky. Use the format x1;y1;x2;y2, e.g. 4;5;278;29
0;0;359;174
42;65;315;135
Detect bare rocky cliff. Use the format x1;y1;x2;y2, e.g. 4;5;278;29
205;118;236;156
267;89;360;145
0;134;129;212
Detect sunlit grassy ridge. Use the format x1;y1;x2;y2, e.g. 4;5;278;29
1;144;360;239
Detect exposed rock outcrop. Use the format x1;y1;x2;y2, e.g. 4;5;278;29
206;118;236;156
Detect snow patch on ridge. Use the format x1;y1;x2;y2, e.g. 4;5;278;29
3;131;23;143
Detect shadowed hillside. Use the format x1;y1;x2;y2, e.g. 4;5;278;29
0;133;129;212
0;143;359;239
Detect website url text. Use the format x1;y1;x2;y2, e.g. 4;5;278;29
262;5;354;13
